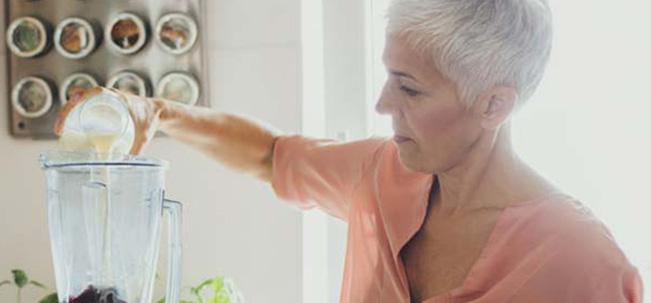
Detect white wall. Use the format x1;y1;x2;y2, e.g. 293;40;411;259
511;0;651;291
0;1;303;302
321;0;372;302
299;0;374;301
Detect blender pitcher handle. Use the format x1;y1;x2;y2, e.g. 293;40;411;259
163;199;183;303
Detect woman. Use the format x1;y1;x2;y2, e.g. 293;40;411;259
56;0;644;302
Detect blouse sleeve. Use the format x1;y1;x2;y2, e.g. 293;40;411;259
508;231;645;302
271;135;386;220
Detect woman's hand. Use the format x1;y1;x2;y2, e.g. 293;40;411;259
54;86;166;155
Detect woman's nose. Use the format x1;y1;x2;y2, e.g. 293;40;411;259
375;85;395;115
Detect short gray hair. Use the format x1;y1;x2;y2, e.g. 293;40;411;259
387;0;553;108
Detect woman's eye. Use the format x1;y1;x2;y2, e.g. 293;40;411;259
400;85;421;97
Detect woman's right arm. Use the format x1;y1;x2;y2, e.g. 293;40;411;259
54;87;279;182
154;99;278;182
55;87;386;221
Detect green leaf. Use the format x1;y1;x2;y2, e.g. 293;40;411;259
157;295;199;303
195;278;214;292
38;293;59;303
11;269;28;288
211;277;225;294
30;280;47;289
0;280;11;288
190;287;202;303
211;277;231;303
193;278;214;303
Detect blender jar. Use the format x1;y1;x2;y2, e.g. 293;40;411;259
40;152;182;303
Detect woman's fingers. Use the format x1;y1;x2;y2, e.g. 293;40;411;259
129;118;158;156
106;87;126;98
129;134;147;155
54;85;161;156
53;86;104;136
120;93;151;155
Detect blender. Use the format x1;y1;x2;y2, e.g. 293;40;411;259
40;151;182;303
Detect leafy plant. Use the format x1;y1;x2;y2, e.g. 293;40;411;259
39;293;59;303
0;269;58;303
1;269;243;303
157;275;245;303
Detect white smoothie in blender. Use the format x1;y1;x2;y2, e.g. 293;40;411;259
57;92;137;299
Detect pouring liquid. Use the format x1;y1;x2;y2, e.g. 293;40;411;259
70;131;119;296
92;133;118;290
58;93;133;302
80;133;133;303
89;134;121;156
79;102;125;295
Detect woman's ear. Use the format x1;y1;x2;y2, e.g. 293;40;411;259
474;86;517;130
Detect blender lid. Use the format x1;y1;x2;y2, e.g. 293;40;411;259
40;151;168;169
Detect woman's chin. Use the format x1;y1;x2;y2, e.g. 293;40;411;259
397;147;423;172
396;145;440;174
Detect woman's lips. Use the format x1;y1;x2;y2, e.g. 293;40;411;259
393;135;412;144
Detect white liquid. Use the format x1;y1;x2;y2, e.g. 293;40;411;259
81;103;124;134
89;133;121;286
59;101;126;155
57;93;132;286
62;128;122;286
88;133;121;155
59;129;91;151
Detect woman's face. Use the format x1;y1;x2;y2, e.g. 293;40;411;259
376;36;483;174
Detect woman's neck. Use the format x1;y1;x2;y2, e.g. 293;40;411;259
432;123;555;215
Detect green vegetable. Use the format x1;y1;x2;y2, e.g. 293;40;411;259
11;270;28;288
38;293;59;303
158;275;244;303
2;269;52;303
